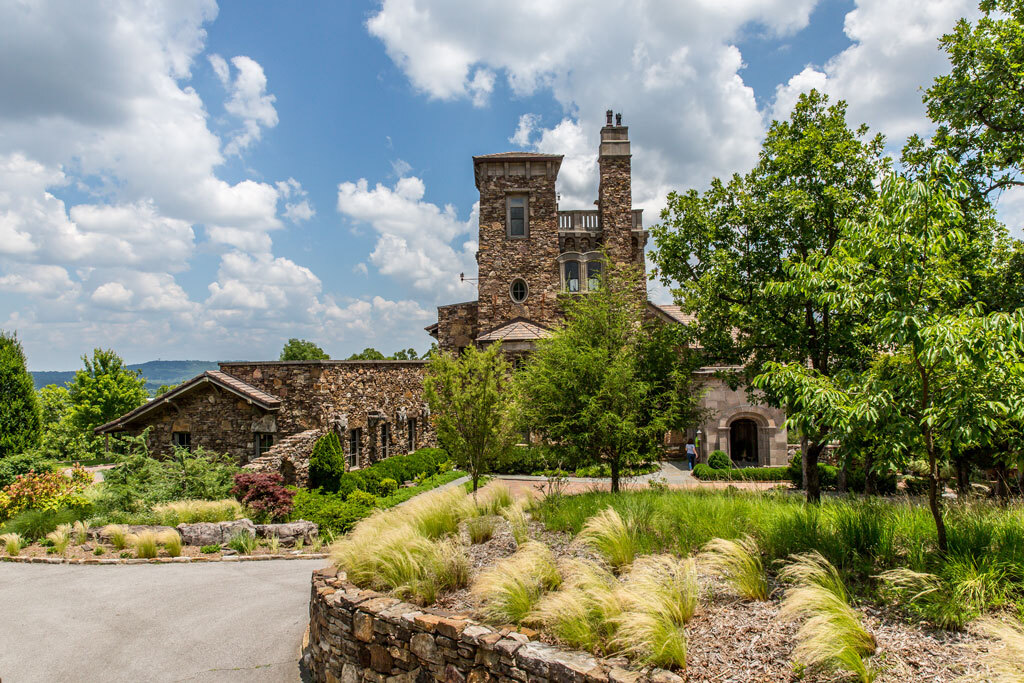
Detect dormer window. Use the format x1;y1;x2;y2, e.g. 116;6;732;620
507;195;528;238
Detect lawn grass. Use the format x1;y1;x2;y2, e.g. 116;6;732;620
536;488;1024;625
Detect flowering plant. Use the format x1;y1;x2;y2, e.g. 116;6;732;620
0;465;92;520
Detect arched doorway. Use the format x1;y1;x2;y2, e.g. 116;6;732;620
730;419;759;467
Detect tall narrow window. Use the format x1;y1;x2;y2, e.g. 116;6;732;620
507;195;528;238
172;432;191;451
380;422;391;459
586;261;602;291
254;433;275;458
347;428;362;468
563;260;580;292
407;418;417;453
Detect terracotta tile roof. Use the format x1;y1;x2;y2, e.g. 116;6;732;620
477;318;552;343
648;302;697;325
94;370;281;434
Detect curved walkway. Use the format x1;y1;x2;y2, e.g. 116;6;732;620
0;558;326;682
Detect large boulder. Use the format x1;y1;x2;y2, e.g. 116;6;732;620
177;519;257;546
255;520;318;545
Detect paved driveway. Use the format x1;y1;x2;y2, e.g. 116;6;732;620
0;559;327;682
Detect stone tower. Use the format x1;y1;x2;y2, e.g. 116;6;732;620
472;152;564;335
598;111;646;276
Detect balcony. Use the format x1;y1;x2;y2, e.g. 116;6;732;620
557;209;644;232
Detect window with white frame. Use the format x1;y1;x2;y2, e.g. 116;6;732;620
560;252;604;293
586;261;602;291
506;195;528;238
563;260;581;292
347;428;362;468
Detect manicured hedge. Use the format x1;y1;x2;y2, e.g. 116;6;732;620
692;463;789;482
313;446;449;496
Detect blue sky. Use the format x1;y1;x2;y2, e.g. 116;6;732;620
1;0;1010;370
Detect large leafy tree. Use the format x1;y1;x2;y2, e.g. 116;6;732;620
921;0;1024;198
514;261;696;492
651;90;887;502
0;331;42;458
757;159;1024;553
423;341;516;493
36;384;92;462
280;338;330;361
68;349;148;437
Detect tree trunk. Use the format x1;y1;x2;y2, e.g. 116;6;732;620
805;441;823;504
926;440;948;555
837;458;848;494
953;451;971;499
994;463;1010;506
800;435;809;492
472;469;479;493
864;449;876;496
610;456;620;494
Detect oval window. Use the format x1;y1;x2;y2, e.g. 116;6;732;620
510;278;528;303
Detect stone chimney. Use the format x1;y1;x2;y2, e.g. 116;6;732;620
598;112;644;276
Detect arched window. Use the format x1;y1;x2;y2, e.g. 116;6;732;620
564;260;580;292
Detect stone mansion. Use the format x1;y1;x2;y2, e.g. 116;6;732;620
95;112;787;480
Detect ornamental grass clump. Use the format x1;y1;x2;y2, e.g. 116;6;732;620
500;500;530;545
779;552;876;682
227;531;257;555
46;524;72;556
700;535;768;601
472;541;561;624
129;531;160;559
103;524;128;551
72;520;90;545
153;499;244;525
475;483;514;516
406;487;473;539
612;555;698;670
1;532;25;556
466;516;496;544
977;617;1024;682
159;530;183;557
876;568;971;630
578;506;638;571
530;558;622;652
266;534;280;554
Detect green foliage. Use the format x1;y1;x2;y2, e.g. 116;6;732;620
515;261;690;492
346;489;376;507
786;453;839;490
315;446;449;497
346;347;386;360
67;348;148;438
921;0;1024;197
227;530;257;555
34;384;93;464
0;450;58;489
707;451;731;470
692;463;789;482
0;506;88;541
308;432;345;492
378;477;398;495
0;331;42;458
0;465;92;520
279;338;330;361
424;343;516;492
652;90;887;503
200;544;220;554
95;436;239;516
346;347;421;360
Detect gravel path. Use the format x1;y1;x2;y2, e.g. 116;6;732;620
0;558;328;682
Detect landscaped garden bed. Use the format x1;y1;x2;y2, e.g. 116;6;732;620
321;483;1022;681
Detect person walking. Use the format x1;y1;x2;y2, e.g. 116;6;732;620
685;440;697;471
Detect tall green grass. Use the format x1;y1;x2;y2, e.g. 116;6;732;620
536;489;1024;625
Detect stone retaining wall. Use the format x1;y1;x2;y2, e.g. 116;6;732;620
306;568;683;683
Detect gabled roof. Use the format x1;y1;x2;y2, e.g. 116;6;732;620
477;317;552;343
647;302;696;326
94;370;281;434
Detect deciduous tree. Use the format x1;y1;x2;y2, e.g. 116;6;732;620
67;349;148;438
280;338;330;361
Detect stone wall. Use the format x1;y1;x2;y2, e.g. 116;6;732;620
245;428;323;486
221;361;436;469
695;371;789;466
118;381;275;461
474;156;564;334
437;301;480;354
306;567;683;683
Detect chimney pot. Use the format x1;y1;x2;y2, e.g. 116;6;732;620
615;113;622;126
606;110;613;125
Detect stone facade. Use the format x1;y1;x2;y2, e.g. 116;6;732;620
692;371;788;467
306;567;684;683
434;301;480;355
245;428;323;485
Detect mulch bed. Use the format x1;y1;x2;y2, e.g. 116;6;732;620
430;514;995;682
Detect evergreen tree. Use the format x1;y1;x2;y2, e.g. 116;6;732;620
0;331;42;458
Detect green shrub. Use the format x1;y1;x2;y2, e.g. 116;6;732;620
787;452;839;490
904;477;930;496
227;531;257;555
378;478;398;496
309;432;346;492
200;544;220;554
707;451;731;470
346;489;377;507
292;490;373;534
0;450;58;489
0;506;89;541
692;464;789;481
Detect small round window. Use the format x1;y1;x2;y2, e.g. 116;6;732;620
510;278;528;303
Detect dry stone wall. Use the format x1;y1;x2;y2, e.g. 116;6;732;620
437;301;479;353
306;567;684;683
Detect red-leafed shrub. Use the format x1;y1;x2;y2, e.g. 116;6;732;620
231;472;293;523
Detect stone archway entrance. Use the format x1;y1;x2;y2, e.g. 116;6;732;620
729;418;759;467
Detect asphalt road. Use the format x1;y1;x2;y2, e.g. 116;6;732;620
0;559;327;682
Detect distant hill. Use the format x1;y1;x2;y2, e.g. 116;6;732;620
31;360;220;395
